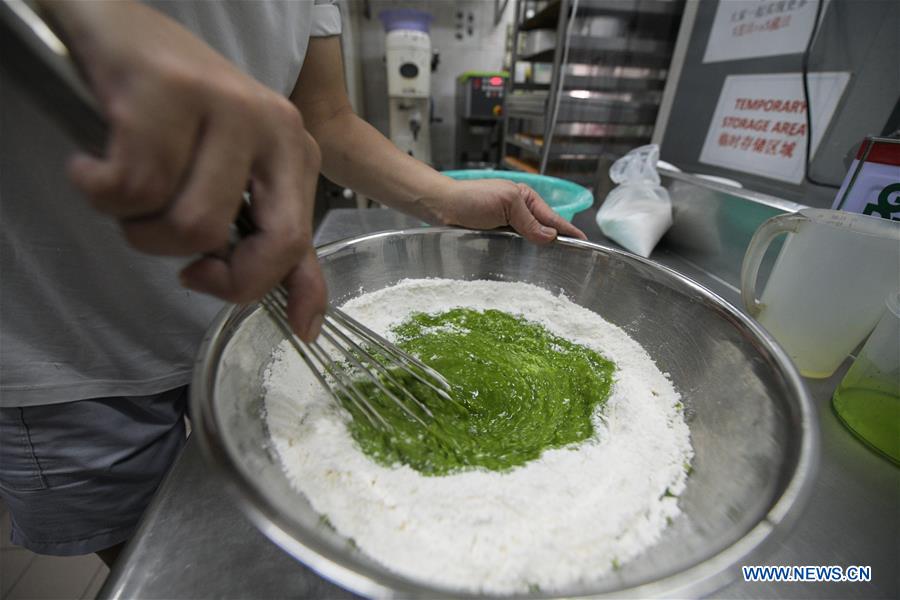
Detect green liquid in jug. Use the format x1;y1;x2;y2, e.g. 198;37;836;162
833;371;900;465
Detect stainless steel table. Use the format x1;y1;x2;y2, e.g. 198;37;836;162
101;209;899;599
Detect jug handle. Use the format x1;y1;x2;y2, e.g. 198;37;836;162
740;212;806;318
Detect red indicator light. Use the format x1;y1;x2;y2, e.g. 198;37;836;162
489;76;504;86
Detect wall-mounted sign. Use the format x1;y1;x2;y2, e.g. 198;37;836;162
698;72;850;184
703;0;829;64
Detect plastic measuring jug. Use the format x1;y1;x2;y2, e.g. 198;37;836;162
741;209;900;378
832;293;900;464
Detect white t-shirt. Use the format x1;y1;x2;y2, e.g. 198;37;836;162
0;0;341;406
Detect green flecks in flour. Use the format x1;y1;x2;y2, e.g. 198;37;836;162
339;308;616;476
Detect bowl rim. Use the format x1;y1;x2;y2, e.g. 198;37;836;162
190;227;819;599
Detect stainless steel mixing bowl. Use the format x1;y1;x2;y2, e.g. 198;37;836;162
191;228;818;598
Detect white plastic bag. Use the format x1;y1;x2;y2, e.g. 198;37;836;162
595;144;673;257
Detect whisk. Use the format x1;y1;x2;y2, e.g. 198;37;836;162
260;294;456;430
235;214;456;431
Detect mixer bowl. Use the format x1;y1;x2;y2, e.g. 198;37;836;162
191;228;818;598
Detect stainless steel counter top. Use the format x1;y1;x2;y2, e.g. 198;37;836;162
100;208;899;599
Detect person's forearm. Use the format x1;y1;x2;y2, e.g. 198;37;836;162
308;109;453;223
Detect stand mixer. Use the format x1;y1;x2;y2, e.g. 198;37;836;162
380;9;433;164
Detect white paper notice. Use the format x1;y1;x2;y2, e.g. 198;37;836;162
698;72;850;184
703;0;828;64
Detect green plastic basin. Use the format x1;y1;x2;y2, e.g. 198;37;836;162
442;170;594;222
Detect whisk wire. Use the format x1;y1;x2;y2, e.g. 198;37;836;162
326;306;471;414
318;326;430;427
319;319;434;421
266;292;393;428
260;296;386;429
306;338;391;429
326;307;455;402
260;281;456;431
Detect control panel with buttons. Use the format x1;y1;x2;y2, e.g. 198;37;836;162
456;72;507;120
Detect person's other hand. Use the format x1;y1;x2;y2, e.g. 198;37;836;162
422;179;587;243
42;0;326;340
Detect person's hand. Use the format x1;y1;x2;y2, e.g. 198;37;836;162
40;0;326;340
422;179;587;243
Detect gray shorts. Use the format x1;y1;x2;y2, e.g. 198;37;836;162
0;387;187;555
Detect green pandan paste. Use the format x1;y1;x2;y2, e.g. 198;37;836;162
341;308;615;476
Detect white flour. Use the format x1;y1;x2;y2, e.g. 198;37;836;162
264;279;693;594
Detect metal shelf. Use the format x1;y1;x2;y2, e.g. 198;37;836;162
521;0;684;31
501;155;539;173
518;121;655;139
501;156;602;186
500;0;683;178
515;74;665;92
520;34;674;68
509;88;663;106
507;94;659;124
507;133;650;158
